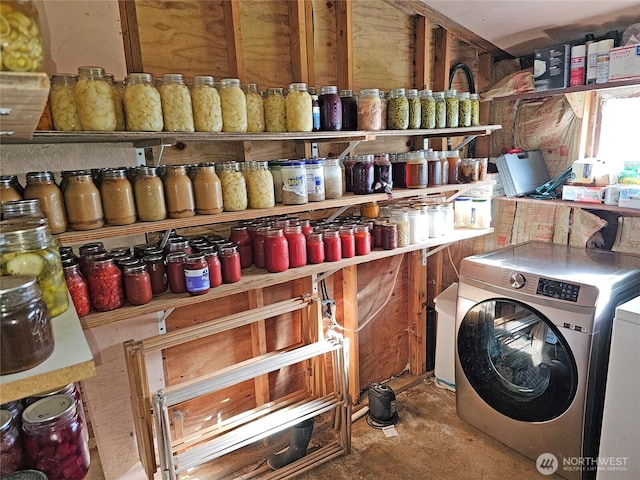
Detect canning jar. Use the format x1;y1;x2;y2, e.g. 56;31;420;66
470;93;480;126
458;92;471;127
166;252;187;293
446;150;461;184
407;209;422;244
164;237;192;256
381;223;398;250
183;253;209;296
443;203;454;234
268;161;283;203
0;275;53;375
123;73;163;132
64;172;104;230
191;163;223;215
391;154;406;189
197;247;222;288
100;168;136;225
252;226;270;269
357;88;382;131
1;199;41;220
354;225;371;255
306;232;324;264
216;161;248;211
374;154;392;190
62;258;90;317
322;230;341;262
379;90;387;129
78;242;105;277
191;75;222;132
419;89;436;129
75;66;117;131
264;228;289;273
23;172;67;234
428;205;445;238
163;165;195;219
352;154;374;195
323;158;343;199
477;157;489;181
459;158;479;183
426;151;442;187
0;0;44;72
142;254;167;295
405;151;427;188
0;219;68;317
245;161;275;209
386;88;409;130
230;226;253;268
284;225;306;268
309;86;321;131
471;198;491;229
390;209;410;247
438;151;449;185
434;91;446;129
122;262;153;305
340;89;358;131
343;157;355;193
407;89;421;129
360;201;379;219
49;74;81;131
454;197;472;228
219;246;241;283
445;89;459;128
305;159;325;202
264;88;286;132
219;78;247;132
339;227;355;258
285;83;312;132
87;256;123;311
281;161;308;205
0;176;22;203
105;73;126;131
0;409;22;475
134;167;167;221
243;83;265;132
159;73;194;132
22;394;90;480
319;86;342;131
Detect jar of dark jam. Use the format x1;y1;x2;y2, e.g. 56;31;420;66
426;152;442;187
319;85;342;131
352;154;374;195
123;262;153;305
382;223;398;250
184;253;209;296
0;409;22;475
0;400;24;431
22;394;90;480
343;157;356;193
374;153;392;189
164;237;192;256
340;89;358;131
219;246;241;283
87;256;124;311
62;258;91;317
391;153;406;188
142;254;167;295
166;252;187;294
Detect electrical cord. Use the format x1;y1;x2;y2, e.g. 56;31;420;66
448;62;477;156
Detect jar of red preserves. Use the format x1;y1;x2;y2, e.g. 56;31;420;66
78;242;105;277
142;254;167;295
199;246;222;288
354;225;371;256
123;262;153;305
87;256;124;311
184;253;209;296
306;232;325;264
166;252;187;294
229;226;253;268
382;223;398;250
298;219;313;236
264;228;289;273
323;229;342;262
0;409;22;475
373;221;384;248
339;227;355;258
22;394;90;480
62;258;91;317
252;226;270;269
164;237;192;256
352;154;374;195
219;246;241;283
284;225;306;268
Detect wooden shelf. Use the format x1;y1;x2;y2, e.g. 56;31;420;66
0;72;50;140
79;227;493;330
490;79;639;102
0;300;96;403
495;196;640;217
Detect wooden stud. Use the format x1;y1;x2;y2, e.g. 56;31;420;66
412;15;431;151
288;0;309;83
304;0;316;85
118;0;143;73
248;289;270;406
335;0;354;90
408;250;427;374
341;265;359;404
431;27;452;151
223;0;245;80
475;52;493;157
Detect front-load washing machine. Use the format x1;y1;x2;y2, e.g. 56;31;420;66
455;241;640;480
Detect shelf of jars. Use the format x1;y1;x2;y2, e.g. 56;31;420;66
77;226;493;330
53;181;494;246
0;298;96;404
0;125;502;145
495;195;640;217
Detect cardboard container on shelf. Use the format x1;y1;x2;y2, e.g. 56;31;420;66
608;45;640;82
618;185;640;209
561;185;606;203
534;44;571;91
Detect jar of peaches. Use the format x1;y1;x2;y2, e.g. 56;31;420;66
123;73;163;132
159;73;195;132
75;66;117;131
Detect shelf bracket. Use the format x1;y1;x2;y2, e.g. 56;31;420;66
315;269;341;285
134;139;175;167
338;140;362;159
451;135;478;152
327;205;351;222
156;309;173;335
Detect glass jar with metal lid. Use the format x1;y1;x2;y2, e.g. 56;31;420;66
192;163;223;214
100;168;136;225
357;88;382;131
280;161;308;205
104;73;126;131
405;151;427;188
389;209;410;247
434;91;446;129
190;75;222;132
123;73;163;132
219;78;247;132
243;83;265;132
23;172;67;234
0;409;22;475
215;161;248;211
134;166;167;221
269;161;283;203
264;88;286;132
1;199;43;220
159;73;195;132
75;66;117;131
163;165;195;219
22;394;90;480
285;83;312;132
87;255;123;311
374;153;392;190
123;262;153;305
49;74;82;131
419;89;436;129
244;161;275;209
0;218;68;317
0;0;45;72
352;154;374;195
386;88;409;130
426;150;442;187
445;89;459;128
323;158;343;199
340;89;357;131
0;175;22;204
470;93;480;126
64;172;104;230
407;89;421;129
62;257;91;317
0;275;53;375
305;159;325;201
458;92;471;127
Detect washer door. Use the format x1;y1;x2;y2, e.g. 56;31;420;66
457;298;578;422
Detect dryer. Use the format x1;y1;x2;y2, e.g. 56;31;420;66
455;241;640;480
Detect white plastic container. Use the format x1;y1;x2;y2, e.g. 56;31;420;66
434;282;458;390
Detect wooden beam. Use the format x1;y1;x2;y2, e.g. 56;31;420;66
304;0;316;85
248;290;270;406
118;0;143;73
426;249;443;309
223;0;245;80
408;250;427;374
475;52;493;157
289;0;309;83
431;26;451;150
414;15;430;90
341;265;359;404
335;0;354;90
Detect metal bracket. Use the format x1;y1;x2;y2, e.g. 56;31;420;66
338;139;362;159
327;204;351;222
156;308;174;334
134;139;175;166
314;269;341;285
452;135;478;152
311;142;319;158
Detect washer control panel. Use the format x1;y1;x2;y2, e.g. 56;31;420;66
536;278;580;302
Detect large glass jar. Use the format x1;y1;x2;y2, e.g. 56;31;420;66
219;78;247;132
0;219;68;317
1;199;43;220
269;161;283;203
264;228;289;273
0;409;22;475
243;83;265;132
352;154;374;195
22;394;90;480
305;159;325;202
323;158;343;199
386;88;409;130
264;87;286;133
134;166;167;221
458;92;471;127
105;73;126;131
216;161;248;211
0;0;44;72
75;66;117;131
323;229;341;261
163;165;195;219
446;150;461;184
390;209;410;247
100;168;136;225
87;256;123;311
357;88;382;131
426;151;442;187
219;246;241;283
340;89;357;131
229;226;253;269
192;163;223;214
285;83;312;132
445;89;459;128
62;258;91;317
374;154;392;189
407;89;421;129
434;91;446;129
142;254;167;295
0;275;53;375
49;74;82;131
339;227;355;258
419;89;436;129
123;73;163;132
159;73;194;132
244;161;275;209
23;172;67;234
166;252;186;293
318;86;342;131
306;232;324;264
284;225;306;268
405;151;427;188
191;75;222;132
381;223;398;250
470;93;480;126
354;225;371;256
64;173;104;231
184;253;209;296
121;262;152;305
281;161;308;205
391;154;406;189
459;158;479;183
0;175;22;203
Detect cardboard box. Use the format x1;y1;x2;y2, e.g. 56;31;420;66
466;173;505;198
618;185;640;210
609;45;640;82
562;185;606;203
534;44;570;91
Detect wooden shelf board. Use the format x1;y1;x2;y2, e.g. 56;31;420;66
0;72;50;140
79;227;493;330
495;196;640;216
490;79;640;102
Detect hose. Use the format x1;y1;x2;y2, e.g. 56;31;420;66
448;62;477;156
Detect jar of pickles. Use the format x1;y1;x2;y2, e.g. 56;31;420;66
23;171;67;234
0;0;44;72
163;165;195;219
285;83;312;132
470;93;480;126
264;88;286;133
75;66;117;131
357;88;382;131
100;168;137;225
386;88;409;130
159;73;195;132
123;73;163;132
216;161;248;211
458;92;471;127
445;89;459;128
0;219;68;317
243;83;265;132
64;172;105;231
134;166;167;221
419;89;436;129
219;78;247;132
407;89;421;129
244;161;275;209
192;163;223;214
191;75;222;132
434;91;446;129
49;74;82;131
